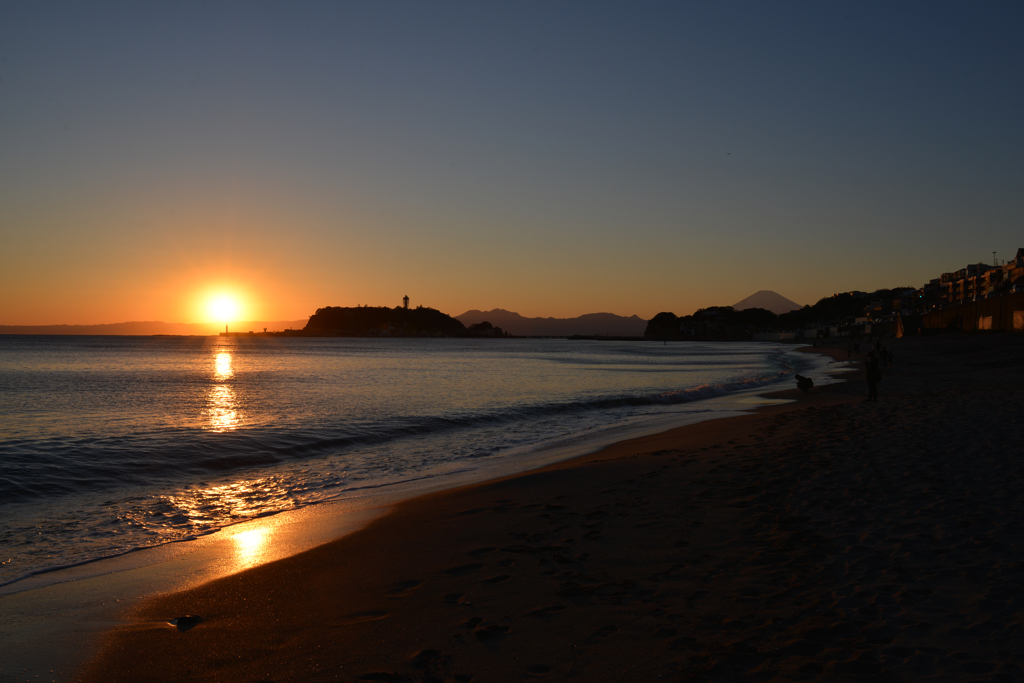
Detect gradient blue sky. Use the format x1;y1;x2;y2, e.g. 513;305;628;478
2;1;1022;324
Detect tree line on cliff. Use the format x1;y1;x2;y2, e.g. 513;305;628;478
645;288;914;340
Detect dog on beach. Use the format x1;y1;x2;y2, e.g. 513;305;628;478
795;374;813;392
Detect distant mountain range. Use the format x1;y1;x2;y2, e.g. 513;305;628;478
2;294;800;336
0;320;308;335
455;309;647;337
730;291;803;315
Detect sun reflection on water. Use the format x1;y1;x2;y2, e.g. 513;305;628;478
160;477;297;531
215;352;233;379
207;350;240;432
232;527;271;570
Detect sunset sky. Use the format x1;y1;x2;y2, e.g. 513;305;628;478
2;2;1023;325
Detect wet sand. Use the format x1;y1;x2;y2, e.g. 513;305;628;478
77;334;1024;682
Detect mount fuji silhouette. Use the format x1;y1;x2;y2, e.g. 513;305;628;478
731;291;803;315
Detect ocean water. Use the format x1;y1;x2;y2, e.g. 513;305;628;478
0;335;813;590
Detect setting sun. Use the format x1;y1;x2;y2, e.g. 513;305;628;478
208;295;242;323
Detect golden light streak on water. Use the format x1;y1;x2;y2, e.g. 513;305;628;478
215;352;233;379
207;385;239;431
207;351;240;431
161;478;297;536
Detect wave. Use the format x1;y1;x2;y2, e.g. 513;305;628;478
0;343;815;591
0;362;796;504
0;465;474;592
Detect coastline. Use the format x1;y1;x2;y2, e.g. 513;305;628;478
0;336;815;596
32;333;1024;681
62;343;856;682
1;343;826;681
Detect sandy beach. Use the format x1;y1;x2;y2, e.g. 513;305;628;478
75;333;1024;682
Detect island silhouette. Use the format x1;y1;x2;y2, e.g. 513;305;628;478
303;304;465;337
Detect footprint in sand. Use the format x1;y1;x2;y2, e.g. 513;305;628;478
483;574;511;583
410;648;452;672
525;605;565;618
337;610;389;626
585;624;618;642
474;623;510;640
388;580;423;596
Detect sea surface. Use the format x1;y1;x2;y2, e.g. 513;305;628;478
0;335;817;590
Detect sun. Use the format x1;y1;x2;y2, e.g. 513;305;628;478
208;295;242;322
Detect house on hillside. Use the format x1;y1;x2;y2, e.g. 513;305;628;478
1004;248;1024;289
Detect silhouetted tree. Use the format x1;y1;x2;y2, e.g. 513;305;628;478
644;312;681;340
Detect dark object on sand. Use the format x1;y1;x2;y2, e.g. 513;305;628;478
795;374;813;392
169;615;203;632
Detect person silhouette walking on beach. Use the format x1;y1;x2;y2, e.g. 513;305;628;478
865;351;881;401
